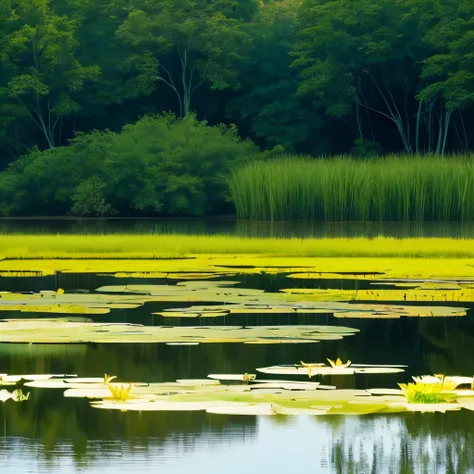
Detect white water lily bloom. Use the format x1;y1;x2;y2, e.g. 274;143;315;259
327;358;352;368
412;375;442;384
412;375;462;390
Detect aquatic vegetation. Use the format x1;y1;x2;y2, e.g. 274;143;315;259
208;374;257;383
0;373;77;384
3;255;474;293
107;383;135;402
104;374;117;385
4;279;459;321
0;320;358;344
398;381;447;404
227;156;474;222
299;361;325;379
414;375;460;391
0;389;30;403
327;358;352;368
243;373;256;383
282;287;474;304
17;370;474;415
256;362;405;376
2;235;474;260
398;375;474;404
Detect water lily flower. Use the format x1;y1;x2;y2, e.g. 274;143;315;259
413;374;460;390
243;373;256;383
326;358;352;368
300;361;324;379
107;383;135;402
104;374;117;385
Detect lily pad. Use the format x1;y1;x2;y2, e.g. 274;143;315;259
0;320;358;344
208;374;257;382
256;364;405;376
271;403;327;415
456;397;474;411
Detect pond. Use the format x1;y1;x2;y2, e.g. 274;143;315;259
0;219;473;473
4;216;474;238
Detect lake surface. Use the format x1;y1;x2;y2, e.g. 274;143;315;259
0;219;473;473
3;216;474;238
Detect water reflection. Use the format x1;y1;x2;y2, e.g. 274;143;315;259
0;326;473;474
0;231;473;473
3;217;474;238
1;405;474;473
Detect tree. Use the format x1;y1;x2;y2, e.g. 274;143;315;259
292;0;424;152
115;0;258;117
412;0;474;154
229;0;327;152
1;0;101;149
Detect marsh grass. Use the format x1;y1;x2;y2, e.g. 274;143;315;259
2;234;474;258
228;154;474;222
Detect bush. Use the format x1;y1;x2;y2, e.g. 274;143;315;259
71;176;115;216
0;114;258;216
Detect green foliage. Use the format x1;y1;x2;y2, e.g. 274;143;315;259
351;139;382;158
115;0;256;117
399;382;445;404
0;114;257;216
0;0;101;149
228;154;474;222
3;0;474;215
71;176;114;217
228;0;325;153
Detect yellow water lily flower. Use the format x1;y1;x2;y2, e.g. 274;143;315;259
104;374;117;385
300;361;324;379
413;374;459;391
107;383;135;402
398;381;449;404
243;373;256;383
326;358;352;368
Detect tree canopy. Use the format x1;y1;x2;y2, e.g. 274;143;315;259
1;0;474;215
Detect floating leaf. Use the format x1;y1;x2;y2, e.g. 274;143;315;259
0;321;358;345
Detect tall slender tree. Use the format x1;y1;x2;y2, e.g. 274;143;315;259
115;0;258;117
1;0;101;149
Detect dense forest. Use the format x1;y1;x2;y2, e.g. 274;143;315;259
1;0;474;216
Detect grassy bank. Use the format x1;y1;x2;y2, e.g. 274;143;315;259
228;155;474;221
1;234;474;259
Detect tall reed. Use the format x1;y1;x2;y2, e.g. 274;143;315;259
227;154;474;222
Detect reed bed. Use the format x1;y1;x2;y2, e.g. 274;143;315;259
1;234;474;258
227;155;474;222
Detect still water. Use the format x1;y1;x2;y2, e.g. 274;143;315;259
0;219;473;473
3;216;474;238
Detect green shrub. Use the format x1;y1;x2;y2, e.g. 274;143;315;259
0;114;257;216
71;176;115;216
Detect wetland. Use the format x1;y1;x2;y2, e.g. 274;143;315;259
0;219;474;473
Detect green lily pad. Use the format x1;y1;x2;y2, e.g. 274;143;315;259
456;397;474;411
0;320;358;344
256;365;404;376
